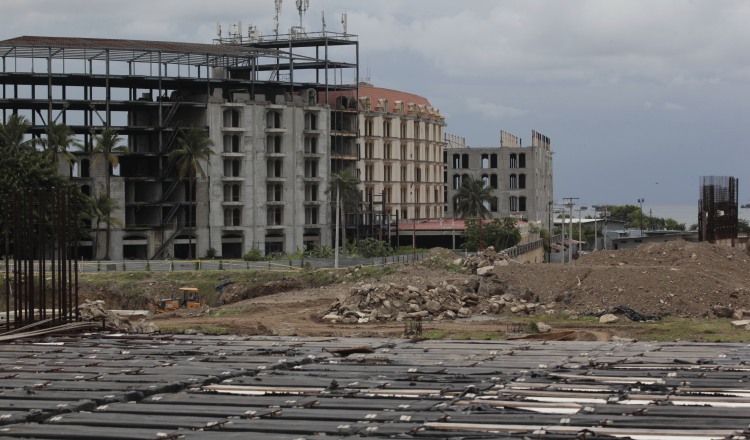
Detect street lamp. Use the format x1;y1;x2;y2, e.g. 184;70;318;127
637;198;645;237
563;197;578;263
578;205;587;252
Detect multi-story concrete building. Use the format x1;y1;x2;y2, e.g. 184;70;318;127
356;83;447;225
445;130;553;225
0;30;358;259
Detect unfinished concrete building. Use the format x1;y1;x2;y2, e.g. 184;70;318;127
0;30;358;259
445;130;553;225
699;175;739;245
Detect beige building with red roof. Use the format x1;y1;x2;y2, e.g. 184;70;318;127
357;83;447;226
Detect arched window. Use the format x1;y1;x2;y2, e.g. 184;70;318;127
490;154;498;168
224;159;241;177
519;196;527;212
461;154;469;168
383;120;391;138
266;135;282;153
509;174;517;189
267;183;283;201
452;154;460;169
481;174;489;188
304;112;318;130
266;110;281;128
304;136;317;154
509;196;518;212
519;153;526;168
509;153;517;168
490;174;498;189
452;174;461;190
224;135;240;153
519;173;526;189
481;154;489;169
224;109;241;127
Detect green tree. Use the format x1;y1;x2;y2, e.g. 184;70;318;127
0;115;86;257
738;219;750;234
90;128;128;260
326;168;360;267
0;114;34;151
453;175;493;219
463;218;521;252
87;193;124;260
169;127;214;259
453;175;494;249
40;121;80;165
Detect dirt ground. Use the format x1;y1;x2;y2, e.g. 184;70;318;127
144;240;750;341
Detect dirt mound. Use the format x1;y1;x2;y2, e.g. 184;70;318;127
489;240;750;318
323;241;750;324
218;278;303;304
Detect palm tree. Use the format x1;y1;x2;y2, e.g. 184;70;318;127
87;193;124;260
40;122;80;164
326;168;360;268
453;175;494;250
90;128;128;260
0;114;33;151
168;127;214;259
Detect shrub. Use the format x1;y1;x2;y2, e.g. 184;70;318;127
356;238;393;258
242;248;265;261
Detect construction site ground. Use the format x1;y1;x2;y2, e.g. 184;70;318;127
79;240;750;342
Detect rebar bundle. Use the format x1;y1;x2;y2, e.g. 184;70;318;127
3;187;79;331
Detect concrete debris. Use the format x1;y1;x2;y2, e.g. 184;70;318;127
78;300;159;334
599;313;620;324
321;248;554;324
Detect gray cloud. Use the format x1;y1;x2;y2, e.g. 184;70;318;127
1;0;748;205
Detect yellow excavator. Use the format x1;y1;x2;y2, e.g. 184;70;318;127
157;287;205;313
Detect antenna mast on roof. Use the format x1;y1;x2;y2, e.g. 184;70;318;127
296;0;309;28
341;13;347;34
273;0;283;37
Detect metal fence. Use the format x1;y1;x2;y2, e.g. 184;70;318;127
9;252;429;274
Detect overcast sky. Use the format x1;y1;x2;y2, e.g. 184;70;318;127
2;0;749;207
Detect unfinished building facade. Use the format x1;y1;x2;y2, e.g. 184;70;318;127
699;175;739;245
0;31;358;259
444;130;553;225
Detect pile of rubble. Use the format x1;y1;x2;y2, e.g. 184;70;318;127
78;300;159;333
321;248;555;324
322;240;750;324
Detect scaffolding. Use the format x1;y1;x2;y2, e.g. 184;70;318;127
0;31;359;259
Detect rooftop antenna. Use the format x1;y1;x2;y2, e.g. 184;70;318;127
273;0;283;37
341;13;347;34
296;0;309;28
321;10;326;32
216;22;222;39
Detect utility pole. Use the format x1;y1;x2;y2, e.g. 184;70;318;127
637;198;645;237
593;206;598;251
563;197;578;263
579;205;587;252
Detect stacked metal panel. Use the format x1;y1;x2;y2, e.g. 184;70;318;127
1;334;749;439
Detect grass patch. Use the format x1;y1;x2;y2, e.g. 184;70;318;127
631;318;748;342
